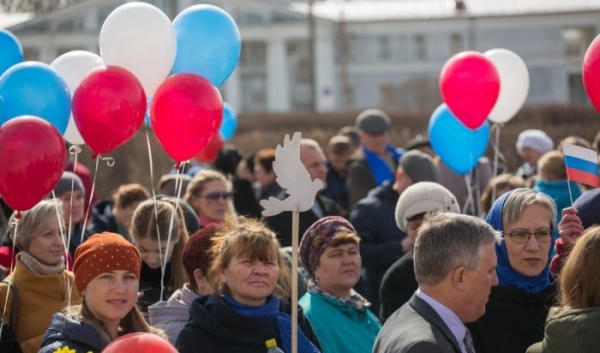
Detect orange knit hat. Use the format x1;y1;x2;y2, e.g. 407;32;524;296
74;232;141;294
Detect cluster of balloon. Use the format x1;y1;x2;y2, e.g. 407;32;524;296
0;116;66;213
433;49;529;174
583;34;600;113
102;333;177;353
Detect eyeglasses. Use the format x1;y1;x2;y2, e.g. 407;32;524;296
504;229;552;244
201;192;233;201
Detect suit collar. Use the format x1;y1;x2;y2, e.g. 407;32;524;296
409;294;463;353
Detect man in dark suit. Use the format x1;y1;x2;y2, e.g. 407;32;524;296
263;138;340;247
373;212;499;353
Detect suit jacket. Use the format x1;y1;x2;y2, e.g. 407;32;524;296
373;294;462;353
263;193;341;247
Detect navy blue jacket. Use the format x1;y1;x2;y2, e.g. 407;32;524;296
39;313;109;353
349;181;407;316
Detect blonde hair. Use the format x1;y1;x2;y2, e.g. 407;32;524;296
9;199;64;251
184;169;236;223
130;199;189;291
208;218;290;298
537;151;566;181
559;226;600;310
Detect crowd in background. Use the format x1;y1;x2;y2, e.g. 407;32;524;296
1;108;600;352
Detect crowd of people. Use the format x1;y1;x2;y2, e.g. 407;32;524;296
0;108;599;352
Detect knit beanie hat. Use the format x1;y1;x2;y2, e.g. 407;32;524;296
53;171;85;197
395;182;460;232
516;129;554;156
400;150;437;183
299;216;356;277
74;232;141;294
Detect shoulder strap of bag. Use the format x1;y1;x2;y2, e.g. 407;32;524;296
1;280;18;333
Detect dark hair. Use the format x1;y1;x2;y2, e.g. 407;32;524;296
407;212;427;223
254;148;276;174
182;225;218;291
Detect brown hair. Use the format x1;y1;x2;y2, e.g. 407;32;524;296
480;174;526;216
130;200;189;291
208;217;290;298
254;148;276;174
182;225;218;292
327;135;353;156
66;300;165;343
112;183;150;209
327;230;360;249
537;150;566;181
559;226;600;310
184;169;236;222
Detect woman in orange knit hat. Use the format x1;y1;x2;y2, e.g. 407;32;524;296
39;232;167;353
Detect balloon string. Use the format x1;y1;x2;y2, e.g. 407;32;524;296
489;123;508;206
81;156;114;244
144;121;167;300
50;191;74;307
463;173;475;214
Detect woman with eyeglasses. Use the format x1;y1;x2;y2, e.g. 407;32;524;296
184;169;237;228
467;188;557;353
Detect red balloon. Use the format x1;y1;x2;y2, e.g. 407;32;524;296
102;332;176;353
0;116;66;211
72;65;146;155
583;35;600;113
151;73;223;162
439;51;500;129
193;133;224;163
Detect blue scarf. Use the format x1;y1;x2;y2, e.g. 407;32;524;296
223;295;320;353
485;190;554;294
363;145;402;186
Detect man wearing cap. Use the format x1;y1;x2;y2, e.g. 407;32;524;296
347;109;402;209
349;150;437;316
379;182;460;321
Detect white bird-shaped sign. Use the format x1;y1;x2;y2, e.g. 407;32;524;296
260;132;324;217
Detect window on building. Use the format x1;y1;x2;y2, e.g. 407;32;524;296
56;47;79;56
450;33;463;54
569;73;587;104
23;47;40;61
240;42;267;68
563;27;595;59
378;35;391;61
414;35;426;61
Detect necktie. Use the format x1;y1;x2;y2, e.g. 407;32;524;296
463;329;476;353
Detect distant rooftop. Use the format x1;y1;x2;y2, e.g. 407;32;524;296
0;12;33;28
290;0;600;22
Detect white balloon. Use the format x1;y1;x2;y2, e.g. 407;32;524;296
485;49;529;124
99;2;176;97
51;50;104;145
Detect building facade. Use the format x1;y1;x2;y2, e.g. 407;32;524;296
2;0;599;113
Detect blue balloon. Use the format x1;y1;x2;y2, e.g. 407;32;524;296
172;5;241;87
220;103;237;141
0;29;23;76
0;62;71;134
428;104;490;174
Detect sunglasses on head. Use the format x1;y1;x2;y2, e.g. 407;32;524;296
201;192;233;201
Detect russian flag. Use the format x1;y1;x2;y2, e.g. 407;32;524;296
562;143;599;187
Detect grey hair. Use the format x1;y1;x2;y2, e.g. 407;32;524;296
9;199;64;250
300;138;324;154
502;188;557;230
414;212;499;286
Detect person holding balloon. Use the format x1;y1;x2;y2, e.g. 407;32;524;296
130;199;189;314
175;217;321;353
0;200;79;353
467;188;557;353
39;232;168;353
